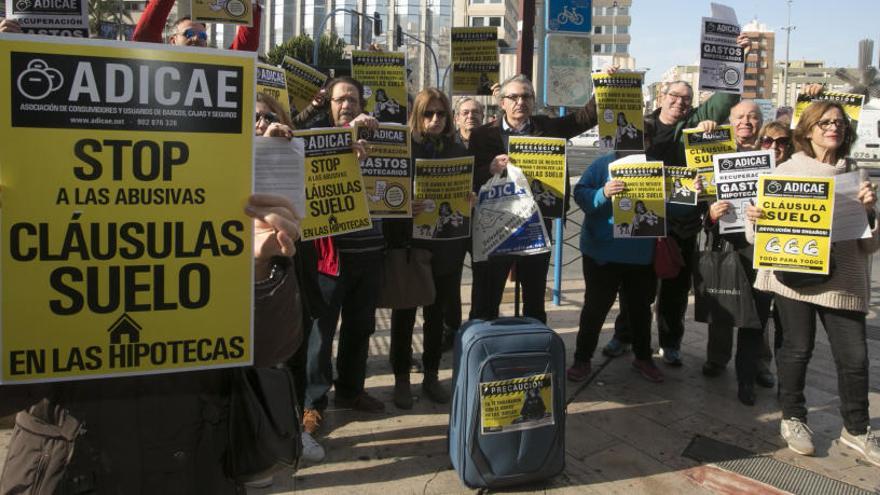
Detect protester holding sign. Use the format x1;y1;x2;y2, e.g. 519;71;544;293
745;101;880;464
468;74;598;322
385;88;474;410
132;0;261;50
758;121;794;164
729;100;762;151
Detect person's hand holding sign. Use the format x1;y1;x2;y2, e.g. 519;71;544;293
745;201;763;223
245;193;301;279
490;154;511;175
603;180;625;198
858;181;878;211
709;200;731;222
0;19;22;33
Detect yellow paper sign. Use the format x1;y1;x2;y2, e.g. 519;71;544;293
683;125;736;198
191;0;252;25
507;136;567;218
256;62;290;116
451;27;499;96
295;127;372;240
351;51;407;124
793;91;864;132
665;166;699;205
356;124;412;218
480;373;554;435
280;56;327;116
0;36;255;383
592;72;645;151
609;162;667;238
413;157;474;240
754;175;834;274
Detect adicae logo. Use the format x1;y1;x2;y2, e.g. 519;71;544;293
720;158;734;170
767;180;782;194
17;59;64;100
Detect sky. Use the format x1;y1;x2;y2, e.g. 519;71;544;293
629;0;880;84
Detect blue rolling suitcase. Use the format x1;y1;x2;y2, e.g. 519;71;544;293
448;317;566;489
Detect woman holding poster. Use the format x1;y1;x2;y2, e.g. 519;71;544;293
746;101;880;465
385;88;474;410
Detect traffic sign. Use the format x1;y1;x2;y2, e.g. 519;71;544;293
546;0;591;33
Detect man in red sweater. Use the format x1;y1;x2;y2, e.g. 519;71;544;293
132;0;261;51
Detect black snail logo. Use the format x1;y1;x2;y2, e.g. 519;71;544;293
767;181;782;194
720;158;734;170
17;59;64;100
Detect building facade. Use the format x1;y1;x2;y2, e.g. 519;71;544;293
773;60;859;108
741;18;774;100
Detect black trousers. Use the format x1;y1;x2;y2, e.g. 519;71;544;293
775;295;870;434
574;257;657;362
469;251;551;323
613;232;696;350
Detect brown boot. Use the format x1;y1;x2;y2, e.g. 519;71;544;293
393;374;413;410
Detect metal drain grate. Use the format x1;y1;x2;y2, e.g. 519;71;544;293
683;435;873;495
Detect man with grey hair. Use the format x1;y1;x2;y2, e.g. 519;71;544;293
454;96;486;149
468;73;598;323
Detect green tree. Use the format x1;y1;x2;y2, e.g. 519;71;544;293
88;0;133;37
266;32;346;68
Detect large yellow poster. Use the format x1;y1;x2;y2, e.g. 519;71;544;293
295;127;372;240
357;124;412;218
351;51;407;125
754;175;834;274
413;157;474;240
608;162;666;238
451;27;499;96
683;125;736;198
793;91;864;132
592;72;645;151
256;62;291;116
507;136;566;218
0;36;255;383
280;56;327;116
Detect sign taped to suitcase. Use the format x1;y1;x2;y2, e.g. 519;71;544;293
479;373;554;434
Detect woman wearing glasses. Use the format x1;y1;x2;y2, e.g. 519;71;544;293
757;121;794;164
745;101;880;464
385;88;473;409
255;93;293;137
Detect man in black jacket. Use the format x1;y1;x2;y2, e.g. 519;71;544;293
468;74;598;322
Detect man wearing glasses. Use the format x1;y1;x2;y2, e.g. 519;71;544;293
133;0;262;51
468;74;598;323
454;96;486;149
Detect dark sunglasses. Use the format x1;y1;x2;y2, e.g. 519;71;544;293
178;28;208;41
760;136;791;148
255;111;279;124
424;110;447;119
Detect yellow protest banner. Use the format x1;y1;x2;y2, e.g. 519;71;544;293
683;125;736;198
480;373;555;434
451;27;499;96
507;136;567;218
665;166;698;205
592;72;645;151
256;62;291;116
0;36;255;383
295;127;372;240
280;56;327;116
351;51;408;125
793;91;864;132
413;157;474;240
356;123;412;218
754;175;834;274
609;161;666;238
191;0;252;25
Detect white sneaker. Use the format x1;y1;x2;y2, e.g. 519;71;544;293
301;431;326;463
243;476;274;488
839;426;880;467
780;417;815;455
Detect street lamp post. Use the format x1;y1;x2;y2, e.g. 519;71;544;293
610;1;618;63
781;0;796;106
312;8;382;67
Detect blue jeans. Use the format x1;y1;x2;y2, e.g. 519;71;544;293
304;254;383;410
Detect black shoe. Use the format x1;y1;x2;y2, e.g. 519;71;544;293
393;375;413;410
422;374;450;404
702;362;725;377
738;382;756;406
756;370;776;389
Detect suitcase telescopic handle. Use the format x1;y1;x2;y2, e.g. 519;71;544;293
489;317;541;327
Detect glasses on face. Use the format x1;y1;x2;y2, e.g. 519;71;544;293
331;96;359;105
255;111;279;124
502;93;534;103
424;110;447;119
815;118;847;130
665;92;692;104
760;135;791;148
177;28;208;41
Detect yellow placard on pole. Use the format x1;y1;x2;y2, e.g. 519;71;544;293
356;124;412;218
295;127;372;240
683;125;736;198
507;136;567;218
451;27;499;96
608;162;667;238
280;56;327;116
191;0;252;25
351;50;407;124
413;157;474;240
0;36;255;383
754;175;834;274
256;62;291;116
793;91;864;132
592;72;645;151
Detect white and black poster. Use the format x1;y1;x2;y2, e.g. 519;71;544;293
7;0;89;37
713;150;775;234
699;11;743;94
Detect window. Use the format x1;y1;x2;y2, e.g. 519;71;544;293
616;25;627;34
470;16;501;27
594;26;602;34
615;43;626;53
593;43;602;53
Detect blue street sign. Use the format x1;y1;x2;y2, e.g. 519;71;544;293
546;0;591;33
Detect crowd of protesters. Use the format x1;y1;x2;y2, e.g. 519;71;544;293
1;2;880;492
